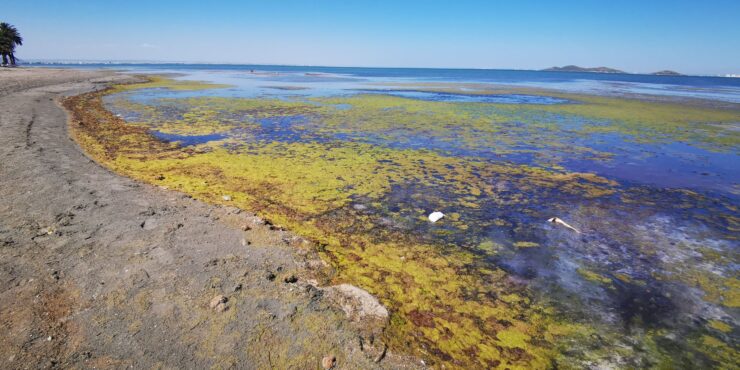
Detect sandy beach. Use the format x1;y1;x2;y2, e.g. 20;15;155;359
0;68;415;369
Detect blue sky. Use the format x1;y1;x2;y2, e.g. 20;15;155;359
4;0;739;74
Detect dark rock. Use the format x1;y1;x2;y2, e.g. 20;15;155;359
284;275;298;284
265;271;276;281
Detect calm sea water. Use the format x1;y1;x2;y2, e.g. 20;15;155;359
31;62;740;103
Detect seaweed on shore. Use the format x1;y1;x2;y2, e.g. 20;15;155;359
63;76;740;369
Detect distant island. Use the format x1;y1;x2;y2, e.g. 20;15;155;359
542;65;625;74
542;65;688;76
651;70;684;76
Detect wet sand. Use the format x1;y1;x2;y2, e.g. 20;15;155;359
0;68;417;369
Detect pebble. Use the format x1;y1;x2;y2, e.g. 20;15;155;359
222;195;232;201
321;355;336;369
209;295;227;310
283;275;298;284
265;271;276;281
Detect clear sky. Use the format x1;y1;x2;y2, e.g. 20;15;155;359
3;0;739;74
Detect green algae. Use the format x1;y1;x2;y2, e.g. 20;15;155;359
576;268;613;285
534;94;740;150
709;320;733;333
348;84;740;151
64;77;740;369
112;75;233;92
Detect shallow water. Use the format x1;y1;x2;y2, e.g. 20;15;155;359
150;131;228;146
92;68;740;368
353;89;571;104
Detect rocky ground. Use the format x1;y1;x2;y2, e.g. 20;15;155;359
0;68;420;369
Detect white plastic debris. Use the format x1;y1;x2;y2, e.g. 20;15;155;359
547;217;581;233
428;211;445;223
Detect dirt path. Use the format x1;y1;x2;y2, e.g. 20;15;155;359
0;68;416;369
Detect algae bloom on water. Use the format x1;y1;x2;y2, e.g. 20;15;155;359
66;68;740;369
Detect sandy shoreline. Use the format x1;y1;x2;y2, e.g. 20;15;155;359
0;68;416;369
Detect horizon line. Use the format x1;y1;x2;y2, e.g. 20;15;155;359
20;58;733;77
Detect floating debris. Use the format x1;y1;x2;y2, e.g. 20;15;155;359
428;211;445;223
547;217;581;233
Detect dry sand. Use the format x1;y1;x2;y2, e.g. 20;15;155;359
0;68;419;369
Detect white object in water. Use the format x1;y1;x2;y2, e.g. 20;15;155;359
428;211;445;223
547;217;581;233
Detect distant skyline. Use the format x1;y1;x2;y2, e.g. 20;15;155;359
4;0;740;75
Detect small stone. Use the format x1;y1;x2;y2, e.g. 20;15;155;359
283;275;298;284
222;195;232;201
265;271;276;281
47;336;53;341
214;302;227;312
141;218;159;230
155;174;165;181
321;355;336;369
209;295;227;309
233;284;242;292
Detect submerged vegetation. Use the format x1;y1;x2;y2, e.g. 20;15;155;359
64;76;739;368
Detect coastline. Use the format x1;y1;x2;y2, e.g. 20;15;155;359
53;68;740;369
0;68;417;369
6;66;737;368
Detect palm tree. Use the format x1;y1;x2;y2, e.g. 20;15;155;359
0;23;23;66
